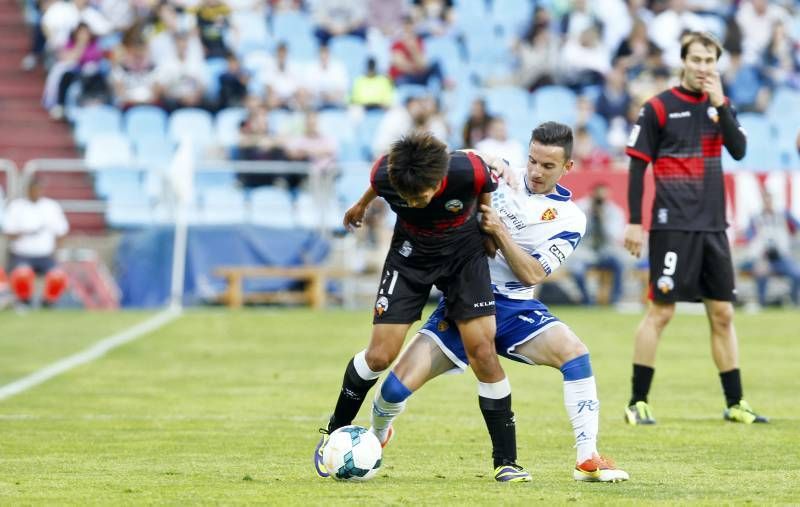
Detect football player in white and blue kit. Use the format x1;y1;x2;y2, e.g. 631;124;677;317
370;122;629;482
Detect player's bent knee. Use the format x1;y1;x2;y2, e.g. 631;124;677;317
465;340;498;368
649;303;675;327
709;304;734;330
558;338;589;365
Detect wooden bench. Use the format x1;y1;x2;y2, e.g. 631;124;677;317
215;266;344;309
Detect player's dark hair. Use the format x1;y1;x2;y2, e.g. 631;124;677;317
680;31;722;60
387;131;449;196
530;121;573;161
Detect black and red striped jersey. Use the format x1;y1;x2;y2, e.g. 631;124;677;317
370;150;498;259
626;86;744;231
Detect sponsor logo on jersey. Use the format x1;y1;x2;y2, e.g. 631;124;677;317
668;111;691;119
473;300;495;308
656;275;674;294
375;296;389;316
657;208;668;224
498;206;526;230
549;244;566;263
541;208;558;221
445;199;463;213
707;106;719;123
437;320;449;332
627;124;641;147
399;240;413;257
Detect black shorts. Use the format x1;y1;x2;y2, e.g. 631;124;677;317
372;249;495;324
648;230;736;303
8;254;56;275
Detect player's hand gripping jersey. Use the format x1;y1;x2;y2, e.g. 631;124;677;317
625;87;744;231
489;169;587;300
370;151;498;261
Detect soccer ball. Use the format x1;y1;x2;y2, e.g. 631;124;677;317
322;425;382;481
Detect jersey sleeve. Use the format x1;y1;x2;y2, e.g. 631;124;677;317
531;213;587;277
368;155;387;195
465;151;499;194
625;100;662;163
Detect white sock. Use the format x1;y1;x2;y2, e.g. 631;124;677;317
371;392;406;443
353;349;382;381
563;376;599;463
477;377;512;399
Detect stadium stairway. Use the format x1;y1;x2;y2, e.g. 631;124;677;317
0;0;104;233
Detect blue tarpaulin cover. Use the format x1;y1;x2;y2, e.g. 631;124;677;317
116;225;330;307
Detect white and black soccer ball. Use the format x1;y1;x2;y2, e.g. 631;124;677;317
322;425;382;481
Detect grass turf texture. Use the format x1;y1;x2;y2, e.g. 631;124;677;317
0;307;797;504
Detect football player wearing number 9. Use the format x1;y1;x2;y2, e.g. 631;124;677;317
371;122;629;483
315;131;533;482
623;32;767;425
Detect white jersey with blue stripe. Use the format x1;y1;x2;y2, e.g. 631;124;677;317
489;169;587;300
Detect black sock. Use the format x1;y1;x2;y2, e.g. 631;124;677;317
479;394;517;468
630;364;655;406
719;369;743;408
327;358;379;433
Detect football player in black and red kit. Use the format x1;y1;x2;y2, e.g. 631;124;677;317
623;32;767;425
314;132;531;482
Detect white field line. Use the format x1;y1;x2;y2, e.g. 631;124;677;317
0;307;181;401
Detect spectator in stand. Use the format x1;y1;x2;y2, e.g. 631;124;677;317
366;0;408;37
2;177;69;308
736;0;788;66
155;31;208;111
312;0;368;45
261;42;303;110
475;117;525;168
614;18;659;77
762;21;800;89
389;16;444;87
514;12;560;91
648;0;707;68
235;105;300;190
570;183;626;305
595;60;631;124
43;22;108;120
560;0;602;41
350;58;394;110
195;0;231;58
304;43;349;109
561;24;611;91
218;53;249;108
148;2;204;64
742;190;800;307
573;125;612;171
285;111;338;169
411;0;455;38
417;95;449;142
110;38;161;109
371;95;433;156
462;98;494;149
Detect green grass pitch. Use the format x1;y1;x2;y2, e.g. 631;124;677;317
0;307;797;504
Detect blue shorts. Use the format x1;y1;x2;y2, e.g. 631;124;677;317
418;294;565;372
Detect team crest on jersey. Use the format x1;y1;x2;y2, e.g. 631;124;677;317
437;320;449;332
445;199;463;213
541;208;558;221
707;106;719;123
375;296;389;316
656;276;674;294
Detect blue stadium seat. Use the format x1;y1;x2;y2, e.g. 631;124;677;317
74;105;122;147
216;107;247;148
394;84;430;105
329;35;368;83
204;57;229;100
295;191;342;230
230;11;270;55
272;12;317;60
336;163;371;204
491;0;533;39
531;86;577;125
134;135;174;168
168;108;215;147
125;105;167;142
201;187;248;224
485;86;529;120
357;109;386;157
85;133;139;198
249;186;294;228
454;0;489;34
766;87;800;119
424;36;463;78
317;109;355;144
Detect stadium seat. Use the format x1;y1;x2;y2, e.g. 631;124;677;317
424;36;463;78
317;109;355;144
215;107;247;148
249;186;294;228
329;35;368;84
135;136;174;169
394;84;430;105
272;12;317;60
531;86;578;126
454;0;489;34
356;109;385;157
204;57;229;100
485;86;529;120
168;108;215;148
193;164;238;192
230;11;270;55
766;87;800;119
201;187;248;224
336;163;371;204
491;0;533;39
125;105;168;141
294;191;342;231
85;133;140;198
74;105;123;147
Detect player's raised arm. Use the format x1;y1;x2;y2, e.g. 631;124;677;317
459;149;517;189
342;186;377;231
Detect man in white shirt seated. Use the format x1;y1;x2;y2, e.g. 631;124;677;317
2;178;69;307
